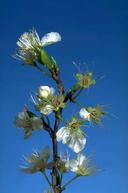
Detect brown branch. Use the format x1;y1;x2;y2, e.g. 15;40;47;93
50;67;65;95
41;64;81;192
64;83;80;102
46;65;64;192
41;116;53;135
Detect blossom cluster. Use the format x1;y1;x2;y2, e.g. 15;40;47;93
15;85;104;175
14;29;105;193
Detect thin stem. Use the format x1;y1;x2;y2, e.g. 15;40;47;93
60;173;63;185
72;99;84;108
72;87;83;100
59;116;68;124
62;175;79;190
42;170;52;187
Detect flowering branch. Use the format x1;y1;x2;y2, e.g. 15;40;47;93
14;28;105;193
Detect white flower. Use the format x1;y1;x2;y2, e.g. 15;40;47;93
15;111;43;129
79;108;91;121
15;29;41;64
56;126;86;153
66;153;85;172
17;29;41;50
41;32;61;47
15;109;43;138
65;153;95;176
59;151;70;172
15;49;37;64
15;29;61;64
21;147;50;173
40;105;53;115
17;30;61;49
38;86;54;98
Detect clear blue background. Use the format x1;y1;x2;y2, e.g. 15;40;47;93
1;0;128;193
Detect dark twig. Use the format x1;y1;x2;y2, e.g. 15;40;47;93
64;83;80;102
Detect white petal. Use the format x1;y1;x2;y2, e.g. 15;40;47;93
15;117;26;128
18;112;26;119
79;108;91;121
77;153;86;166
41;32;61;47
50;87;55;95
62;132;70;144
15;111;29;128
67;136;76;150
38;86;51;98
39;86;51;91
68;160;78;172
56;127;66;141
65;160;70;169
40;105;53;115
56;127;69;142
32;29;41;45
17;30;41;50
17;32;33;49
69;135;86;153
38;86;54;98
60;151;70;163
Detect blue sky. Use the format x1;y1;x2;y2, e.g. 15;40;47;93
1;0;128;193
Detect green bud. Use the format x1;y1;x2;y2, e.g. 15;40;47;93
39;49;53;68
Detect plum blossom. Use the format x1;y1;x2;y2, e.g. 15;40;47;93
65;153;95;176
56;126;86;153
58;151;70;173
38;86;54;98
15;108;43;138
79;106;105;124
21;147;50;173
15;29;61;64
17;29;42;50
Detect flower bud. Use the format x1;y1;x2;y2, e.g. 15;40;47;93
38;86;54;98
40;49;53;68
